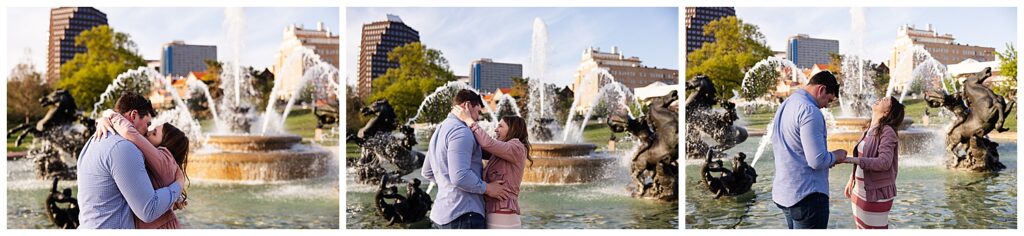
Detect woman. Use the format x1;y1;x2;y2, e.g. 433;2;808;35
94;110;190;229
839;96;904;229
453;103;531;229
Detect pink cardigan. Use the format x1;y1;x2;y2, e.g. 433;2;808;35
106;114;182;229
469;123;527;215
847;125;899;202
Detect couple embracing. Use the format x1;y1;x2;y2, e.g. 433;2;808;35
422;89;533;229
76;92;192;229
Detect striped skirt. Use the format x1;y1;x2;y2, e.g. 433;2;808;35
850;169;894;229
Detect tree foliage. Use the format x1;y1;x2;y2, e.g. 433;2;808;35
994;43;1017;98
686;16;773;98
370;42;456;123
57;25;145;110
6;62;51;124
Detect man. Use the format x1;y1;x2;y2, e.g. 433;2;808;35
771;71;848;229
421;89;512;229
77;92;183;228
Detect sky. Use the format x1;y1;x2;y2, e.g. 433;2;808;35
6;7;339;75
737;7;1017;63
346;7;679;87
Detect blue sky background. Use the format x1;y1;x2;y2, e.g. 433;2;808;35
7;7;338;75
346;7;679;87
737;7;1016;63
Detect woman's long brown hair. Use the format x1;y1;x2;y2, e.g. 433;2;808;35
874;96;905;137
500;116;532;167
161;124;190;200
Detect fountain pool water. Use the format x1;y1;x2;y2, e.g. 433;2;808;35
7;154;340;228
685;136;1016;229
346;155;677;229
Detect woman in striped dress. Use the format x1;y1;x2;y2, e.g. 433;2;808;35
839;96;904;229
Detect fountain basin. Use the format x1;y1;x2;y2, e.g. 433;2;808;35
205;134;303;151
188;149;331;181
189;134;331;181
832;117;914;131
530;143;598;157
826;128;935;155
521;143;616;184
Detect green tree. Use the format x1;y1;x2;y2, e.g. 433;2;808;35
203;59;224;100
686;16;773;98
57;25;145;110
346;85;367;131
370;42;456;123
6;62;51;125
994;43;1017;98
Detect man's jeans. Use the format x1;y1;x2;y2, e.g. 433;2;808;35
776;192;829;229
433;212;486;229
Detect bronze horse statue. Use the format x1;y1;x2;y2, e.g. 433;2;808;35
608;90;679;201
348;99;398;145
8;90;94;147
924;67;1012;172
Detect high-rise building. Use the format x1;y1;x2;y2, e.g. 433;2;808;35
356;14;420;98
571;47;678;112
685;7;735;54
469;58;522;93
47;7;107;83
161;40;217;77
272;22;340;99
889;24;995;91
786;34;840;69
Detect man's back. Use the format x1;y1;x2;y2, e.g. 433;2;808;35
421;114;485;225
76;133;180;229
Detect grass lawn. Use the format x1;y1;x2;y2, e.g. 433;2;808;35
6;135;32;153
346;142;359;160
199;108;325;140
741;98;1017;132
581;122;615;145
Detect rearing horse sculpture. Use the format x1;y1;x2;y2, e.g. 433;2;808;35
8;90;94;147
924;67;1012;172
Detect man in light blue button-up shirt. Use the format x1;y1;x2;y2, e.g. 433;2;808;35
770;71;848;229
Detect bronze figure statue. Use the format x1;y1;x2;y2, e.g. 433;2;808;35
7;90;95;179
375;175;432;225
685;75;757;197
348;99;425;184
45;178;79;229
608;90;678;201
924;67;1012;172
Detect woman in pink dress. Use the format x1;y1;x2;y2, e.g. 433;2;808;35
454;104;531;229
838;96;904;229
95;110;190;229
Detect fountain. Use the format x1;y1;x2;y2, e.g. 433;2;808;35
348;16;679;228
687;8;1017;228
7;7;340;229
188;8;338;181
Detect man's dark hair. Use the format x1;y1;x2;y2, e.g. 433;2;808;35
808;71;840;96
453;89;484;107
114;92;157;118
